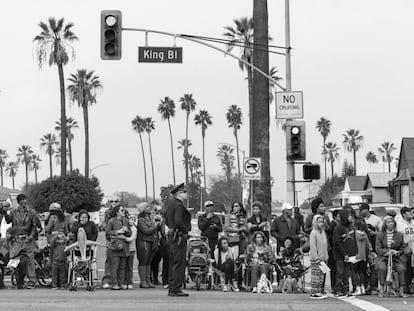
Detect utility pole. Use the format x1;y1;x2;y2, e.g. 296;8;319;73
285;0;296;206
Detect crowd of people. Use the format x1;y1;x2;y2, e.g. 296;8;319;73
1;188;414;301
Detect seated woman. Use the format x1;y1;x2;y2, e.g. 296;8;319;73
214;236;239;292
70;209;98;242
277;237;305;292
246;201;269;243
245;231;276;293
376;215;407;298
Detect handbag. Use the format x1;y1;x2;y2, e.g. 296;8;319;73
110;236;124;251
386;254;393;283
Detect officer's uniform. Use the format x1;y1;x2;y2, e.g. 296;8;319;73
166;183;191;296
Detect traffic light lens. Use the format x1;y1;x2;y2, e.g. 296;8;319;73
104;29;117;41
291;137;299;145
292;147;300;155
291;126;300;135
105;43;117;55
105;15;117;27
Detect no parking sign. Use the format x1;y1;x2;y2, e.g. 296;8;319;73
243;157;261;180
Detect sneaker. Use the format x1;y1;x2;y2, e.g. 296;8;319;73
334;292;347;298
310;293;327;299
252;287;258;293
163;284;169;289
231;281;240;292
223;285;228;292
52;287;59;290
102;283;111;289
128;285;133;290
351;286;362;296
26;283;35;289
112;285;120;290
121;285;128;290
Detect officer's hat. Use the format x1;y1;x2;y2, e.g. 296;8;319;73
170;183;186;195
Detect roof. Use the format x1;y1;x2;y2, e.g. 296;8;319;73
364;172;396;189
398;138;414;176
0;186;19;201
345;176;366;191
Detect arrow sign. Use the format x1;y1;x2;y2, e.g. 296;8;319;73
243;157;261;180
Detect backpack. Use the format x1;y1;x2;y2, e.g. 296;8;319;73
256;273;273;293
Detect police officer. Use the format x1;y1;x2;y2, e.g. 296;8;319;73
166;183;191;297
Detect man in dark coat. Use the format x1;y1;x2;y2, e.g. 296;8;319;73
166;183;191;297
271;203;300;251
198;200;222;258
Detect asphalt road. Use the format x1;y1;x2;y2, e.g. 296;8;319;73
2;233;414;311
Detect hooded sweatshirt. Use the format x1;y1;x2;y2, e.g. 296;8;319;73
332;209;357;260
355;230;372;261
309;215;329;264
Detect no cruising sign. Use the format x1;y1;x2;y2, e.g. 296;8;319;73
243;157;261;180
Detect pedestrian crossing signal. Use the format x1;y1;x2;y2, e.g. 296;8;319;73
101;10;122;60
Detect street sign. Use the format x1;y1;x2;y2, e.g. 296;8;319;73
275;91;303;119
138;47;182;63
243;157;261;180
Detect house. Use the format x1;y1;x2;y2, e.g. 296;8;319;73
394;138;414;206
364;172;396;203
333;175;367;206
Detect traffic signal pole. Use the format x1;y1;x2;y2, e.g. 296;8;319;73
285;0;296;206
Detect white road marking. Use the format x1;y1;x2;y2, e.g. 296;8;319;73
336;296;390;311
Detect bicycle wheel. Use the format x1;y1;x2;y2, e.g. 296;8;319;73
37;267;52;287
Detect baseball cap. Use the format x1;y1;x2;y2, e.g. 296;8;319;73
281;202;293;212
204;201;214;207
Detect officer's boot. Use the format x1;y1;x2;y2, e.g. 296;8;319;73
146;266;155;288
139;266;149;288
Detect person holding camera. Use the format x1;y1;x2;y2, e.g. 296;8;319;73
105;205;131;290
0;194;39;289
137;202;160;288
198;201;223;258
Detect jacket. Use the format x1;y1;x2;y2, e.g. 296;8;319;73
332;209;357;260
375;230;405;264
270;215;299;247
137;213;158;243
309;215;329;264
165;198;191;235
106;216;130;257
198;213;223;240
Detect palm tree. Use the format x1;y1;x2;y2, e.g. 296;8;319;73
378;142;397;172
179;94;197;187
55;117;79;172
16;145;33;192
190;155;202;184
67;69;102;178
0;149;8;187
194;109;212;192
33;17;78;176
144;117;156;200
223;17;254;152
316;117;332;181
343;129;364;174
325;142;340;178
5;161;19;189
54;146;68;167
132;116;148;201
30;154;41;184
40;133;59;178
217;144;235;183
225;105;243;179
269;66;283;104
366;151;378;165
158;97;176;185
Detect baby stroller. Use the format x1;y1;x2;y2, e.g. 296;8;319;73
184;236;214;291
276;246;308;293
65;228;104;291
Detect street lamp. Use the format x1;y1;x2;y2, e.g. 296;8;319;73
90;163;110;176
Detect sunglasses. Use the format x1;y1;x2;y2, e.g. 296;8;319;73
110;200;119;203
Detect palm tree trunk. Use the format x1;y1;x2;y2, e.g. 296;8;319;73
49;151;53;178
167;118;176;185
235;129;241;180
12;176;15;189
323;137;327;181
57;63;67;177
202;134;206;194
353;150;357;175
25;163;29;193
252;0;271;216
35;168;38;184
185;114;189;187
1;167;3;186
331;161;334;178
68;138;73;173
388;160;391;173
148;133;155;200
83;104;89;178
138;133;148;201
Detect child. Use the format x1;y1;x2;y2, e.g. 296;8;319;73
278;237;305;293
124;215;137;289
352;221;372;295
50;232;67;289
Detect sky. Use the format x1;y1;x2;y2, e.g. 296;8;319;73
1;0;414;205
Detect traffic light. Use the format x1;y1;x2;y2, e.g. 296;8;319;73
303;164;320;180
286;120;306;161
101;10;122;60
